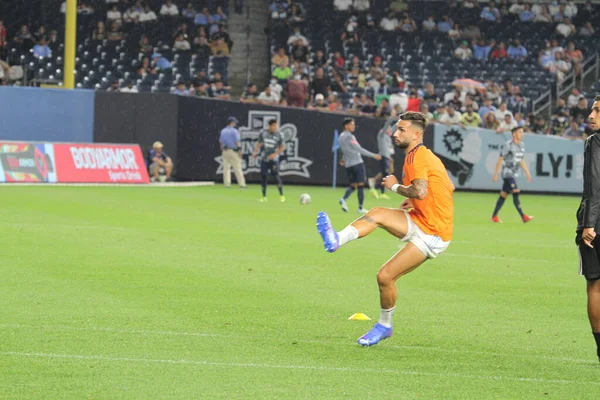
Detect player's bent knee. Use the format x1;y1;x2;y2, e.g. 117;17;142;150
500;191;508;198
376;270;394;287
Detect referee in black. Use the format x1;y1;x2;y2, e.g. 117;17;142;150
576;95;600;362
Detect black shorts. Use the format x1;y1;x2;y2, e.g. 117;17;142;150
379;157;391;176
346;163;366;184
576;233;600;280
260;160;279;176
502;177;518;193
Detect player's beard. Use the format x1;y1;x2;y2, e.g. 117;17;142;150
394;139;409;149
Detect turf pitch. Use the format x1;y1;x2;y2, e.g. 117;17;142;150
0;185;598;399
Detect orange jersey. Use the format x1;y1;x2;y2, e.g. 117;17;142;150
402;145;454;241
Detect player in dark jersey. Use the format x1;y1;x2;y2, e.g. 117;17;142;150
491;127;534;223
252;119;286;202
575;95;600;362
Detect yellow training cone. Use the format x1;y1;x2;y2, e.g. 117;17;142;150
348;313;371;321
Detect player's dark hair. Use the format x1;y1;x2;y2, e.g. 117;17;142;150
595;95;600;102
399;112;428;131
511;127;522;134
268;119;277;126
343;118;355;127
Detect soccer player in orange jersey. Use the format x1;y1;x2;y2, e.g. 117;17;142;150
317;112;454;346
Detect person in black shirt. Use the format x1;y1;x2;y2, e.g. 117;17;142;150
575;95;600;362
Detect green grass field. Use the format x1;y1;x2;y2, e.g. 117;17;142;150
1;185;598;399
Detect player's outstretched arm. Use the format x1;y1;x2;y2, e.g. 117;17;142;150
520;160;532;182
382;175;428;200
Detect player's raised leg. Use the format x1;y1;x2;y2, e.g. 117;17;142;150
358;242;427;346
316;207;410;253
587;278;600;361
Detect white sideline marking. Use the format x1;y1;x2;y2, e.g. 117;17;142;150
0;351;598;386
0;181;215;187
0;323;592;364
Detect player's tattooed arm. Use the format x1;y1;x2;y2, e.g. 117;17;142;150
395;179;428;200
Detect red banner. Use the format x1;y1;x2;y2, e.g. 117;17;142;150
0;142;149;183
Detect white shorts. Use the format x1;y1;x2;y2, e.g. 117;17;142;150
400;211;451;259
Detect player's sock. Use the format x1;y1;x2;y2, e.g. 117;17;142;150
492;196;505;217
343;187;355;200
513;193;525;218
594;332;600;359
357;186;365;208
278;185;283;196
380;182;386;194
378;307;395;328
261;176;267;197
338;226;359;246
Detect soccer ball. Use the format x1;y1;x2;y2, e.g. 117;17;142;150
300;193;311;205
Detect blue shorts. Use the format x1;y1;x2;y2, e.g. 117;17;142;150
502;177;518;193
346;163;366;184
379;157;391;175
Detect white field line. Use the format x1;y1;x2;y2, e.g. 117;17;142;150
0;351;598;387
0;323;593;364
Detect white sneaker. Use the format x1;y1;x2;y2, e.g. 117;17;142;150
357;208;367;214
339;199;348;212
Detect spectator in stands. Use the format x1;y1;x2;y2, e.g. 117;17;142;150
258;85;280;104
439;105;462;125
461;105;482;127
213;6;229;26
287;73;308;107
399;14;417;33
173;81;190;95
160;0;179;17
193;70;208;86
481;1;501;22
334;0;353;12
360;96;377;116
554;51;572;81
448;23;461;39
473;38;492;60
211;37;229;56
182;3;196;19
507;40;527;60
0;20;6;58
376;98;392;118
34;26;47;42
107;21;123;41
140;4;158;23
287;27;309;47
554;98;569;115
192;26;210;55
288;3;306;26
174;23;190;41
291;59;308;77
572;97;589;121
78;1;95;15
194;7;212;27
151;53;172;71
479;98;496;118
273;59;292;81
107;4;123;26
311;67;329;98
566;41;584;77
174;34;191;51
354;0;370;12
420;104;433;119
509;93;527;115
483;112;500;130
312;50;329;68
454;41;473;60
437;15;453;33
193;82;210;97
423;83;440;111
92;21;106;41
514;112;526;128
148;141;173;182
123;4;141;24
389;0;408;13
422;16;436;32
32;38;51;58
533;5;552;22
531;115;550;134
309;93;328;110
120;80;138;93
551;111;570;135
269;77;283;98
519;4;535;22
330;70;347;94
567;88;581;109
556;18;576;37
509;0;525;14
563;120;584;140
579;22;595;37
211;80;231;100
272;47;289;67
497;113;517;133
240;83;259;103
14;24;33;49
380;11;399;31
490;42;507;59
494;102;513;121
213;24;232;51
47;30;59;53
290;38;308;62
328;93;345;113
463;0;479;9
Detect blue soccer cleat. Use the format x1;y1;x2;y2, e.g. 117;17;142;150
317;212;339;253
357;323;393;346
